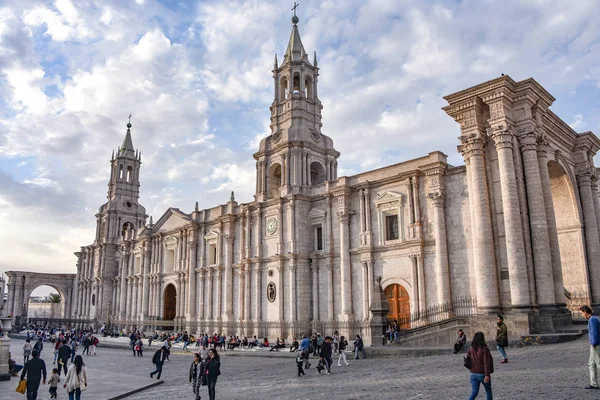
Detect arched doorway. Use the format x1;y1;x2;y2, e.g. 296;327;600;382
268;163;282;199
385;284;410;328
547;160;588;301
163;284;176;321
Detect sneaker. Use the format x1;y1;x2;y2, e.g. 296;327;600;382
345;363;349;366
326;372;331;375
337;364;342;367
500;359;508;364
585;385;599;390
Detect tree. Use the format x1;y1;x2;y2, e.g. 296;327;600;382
48;293;61;303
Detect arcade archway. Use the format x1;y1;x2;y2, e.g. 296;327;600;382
547;160;587;296
27;285;65;320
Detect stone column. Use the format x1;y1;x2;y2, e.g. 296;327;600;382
215;268;222;320
254;265;261;321
460;135;500;311
361;261;369;321
518;131;555;307
491;127;531;308
187;236;197;319
206;269;214;320
224;235;233;320
409;255;419;312
244;265;251;321
327;264;334;321
428;192;451;305
538;138;566;305
141;244;151;319
119;258;127;319
311;259;319;321
338;212;353;320
577;172;600;304
591;176;600;250
289;263;296;322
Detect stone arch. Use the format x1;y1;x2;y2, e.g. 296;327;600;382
310;161;326;185
304;75;313;99
279;75;288;100
26;284;67;320
547;160;588;296
4;271;76;326
163;283;177;321
267;162;282;199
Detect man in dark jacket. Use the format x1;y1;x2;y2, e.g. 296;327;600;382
319;336;333;375
33;338;43;356
20;349;47;400
57;339;71;376
150;347;166;379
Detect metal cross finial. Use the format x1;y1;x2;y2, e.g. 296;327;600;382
291;2;299;16
128;113;132;123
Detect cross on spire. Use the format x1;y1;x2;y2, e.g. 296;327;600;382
291;2;299;16
128;113;132;124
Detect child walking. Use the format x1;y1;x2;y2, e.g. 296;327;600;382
48;368;60;398
296;353;306;377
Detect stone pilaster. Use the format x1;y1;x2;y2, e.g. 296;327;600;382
223;233;233;320
459;134;500;312
289;263;296;322
311;259;319;321
337;211;353;320
518;130;556;307
491;126;531;308
537;136;566;306
254;264;261;321
577;171;600;304
186;234;197;320
427;191;451;305
119;248;128;319
141;242;151;319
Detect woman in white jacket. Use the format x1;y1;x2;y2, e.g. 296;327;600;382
63;355;87;400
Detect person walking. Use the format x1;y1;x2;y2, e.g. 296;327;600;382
70;339;77;363
295;352;305;377
189;352;204;400
299;334;311;369
20;349;47;400
332;331;339;355
337;336;349;367
23;338;33;364
580;305;600;390
64;355;87;400
495;315;508;363
204;348;221;400
150;346;167;379
33;338;44;357
319;336;333;375
57;339;71;376
47;368;60;398
466;332;494;400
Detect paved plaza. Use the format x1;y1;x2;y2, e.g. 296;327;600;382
2;335;598;399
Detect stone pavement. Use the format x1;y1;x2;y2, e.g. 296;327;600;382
2;335;597;399
0;339;162;400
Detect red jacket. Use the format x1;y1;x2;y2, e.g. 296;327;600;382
468;346;494;376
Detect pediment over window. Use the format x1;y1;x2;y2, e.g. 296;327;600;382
374;191;403;208
133;246;142;255
163;235;178;250
204;230;219;243
309;208;326;224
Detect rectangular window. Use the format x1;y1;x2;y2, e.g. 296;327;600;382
316;226;323;251
385;214;399;241
166;249;175;272
209;244;217;265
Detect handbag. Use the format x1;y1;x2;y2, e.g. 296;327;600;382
16;379;27;394
463;354;472;369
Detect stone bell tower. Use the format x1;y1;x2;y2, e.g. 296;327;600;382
254;11;340;201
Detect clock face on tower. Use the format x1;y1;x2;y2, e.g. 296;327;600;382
266;217;278;235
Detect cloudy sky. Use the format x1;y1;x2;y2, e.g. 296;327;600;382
1;0;599;281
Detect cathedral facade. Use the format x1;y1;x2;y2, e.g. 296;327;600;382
6;17;600;344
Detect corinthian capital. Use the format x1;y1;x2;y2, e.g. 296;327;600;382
427;191;445;207
490;125;514;151
517;131;538;152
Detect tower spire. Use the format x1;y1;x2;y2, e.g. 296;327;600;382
119;114;135;157
283;4;309;65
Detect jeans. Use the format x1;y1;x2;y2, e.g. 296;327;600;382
68;388;81;400
354;347;365;359
70;350;76;363
469;373;492;400
496;345;507;360
58;359;68;376
589;346;600;387
207;377;218;400
26;379;41;400
150;362;163;379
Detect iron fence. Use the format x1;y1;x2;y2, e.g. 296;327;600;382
564;290;591;319
396;297;477;329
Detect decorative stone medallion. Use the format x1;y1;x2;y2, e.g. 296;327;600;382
267;282;276;303
266;217;278;235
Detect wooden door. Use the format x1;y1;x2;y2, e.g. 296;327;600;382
163;284;176;321
385;284;410;328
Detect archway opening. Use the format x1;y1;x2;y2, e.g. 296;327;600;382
268;163;282;199
384;284;410;328
28;285;64;321
310;161;326;185
163;284;177;321
547;160;588;305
